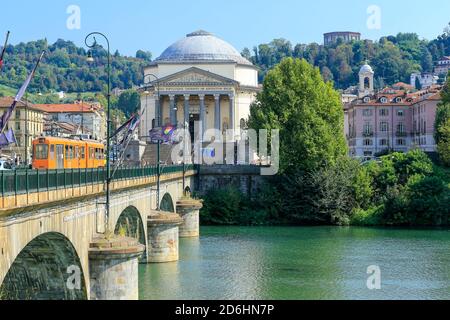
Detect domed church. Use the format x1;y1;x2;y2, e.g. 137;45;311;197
140;30;260;142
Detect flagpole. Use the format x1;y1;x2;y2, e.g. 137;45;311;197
0;51;45;136
85;32;111;234
143;73;161;211
0;31;10;70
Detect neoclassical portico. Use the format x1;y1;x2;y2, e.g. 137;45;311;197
139;30;260;143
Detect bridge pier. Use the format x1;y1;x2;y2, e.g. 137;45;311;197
88;235;145;300
176;199;203;238
147;212;183;263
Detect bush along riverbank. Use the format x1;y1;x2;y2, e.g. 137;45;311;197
200;150;450;227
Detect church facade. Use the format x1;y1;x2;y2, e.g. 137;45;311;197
139;30;260;143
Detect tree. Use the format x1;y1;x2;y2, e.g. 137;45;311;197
135;50;152;62
437;118;450;166
421;47;433;72
248;58;348;173
117;90;141;116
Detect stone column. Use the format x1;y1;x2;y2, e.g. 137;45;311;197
184;94;190;129
169;94;176;126
229;94;235;140
89;235;145;300
176;199;203;238
147;212;183;263
199;94;206;142
214;94;221;141
155;96;161;127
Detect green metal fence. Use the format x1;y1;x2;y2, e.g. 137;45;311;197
0;164;197;197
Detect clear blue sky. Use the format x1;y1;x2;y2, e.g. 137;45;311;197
1;0;450;57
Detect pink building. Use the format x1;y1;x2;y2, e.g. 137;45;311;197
345;64;442;159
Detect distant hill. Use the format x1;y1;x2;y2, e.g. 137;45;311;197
242;23;450;89
1;24;449;98
0;38;152;95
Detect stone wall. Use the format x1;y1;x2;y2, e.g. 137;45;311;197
196;165;266;198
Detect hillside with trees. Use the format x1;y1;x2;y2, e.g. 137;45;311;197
0;39;151;94
242;22;450;89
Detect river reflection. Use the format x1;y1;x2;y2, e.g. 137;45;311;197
139;227;450;300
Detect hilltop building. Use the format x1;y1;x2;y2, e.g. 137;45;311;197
410;72;439;89
324;32;361;46
435;56;450;75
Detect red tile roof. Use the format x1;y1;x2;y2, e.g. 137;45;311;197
0;96;41;111
34;102;101;113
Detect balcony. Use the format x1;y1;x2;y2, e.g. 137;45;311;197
396;132;408;137
362;132;374;137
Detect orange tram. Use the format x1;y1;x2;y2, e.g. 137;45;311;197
32;137;105;170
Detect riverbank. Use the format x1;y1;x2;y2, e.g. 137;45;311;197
200;151;450;228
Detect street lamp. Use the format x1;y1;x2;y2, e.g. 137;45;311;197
143;73;162;211
85;32;111;233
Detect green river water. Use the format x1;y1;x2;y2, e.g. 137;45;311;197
139;226;450;300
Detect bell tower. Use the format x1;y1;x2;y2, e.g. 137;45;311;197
358;63;374;98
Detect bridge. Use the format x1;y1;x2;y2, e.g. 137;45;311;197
0;164;202;300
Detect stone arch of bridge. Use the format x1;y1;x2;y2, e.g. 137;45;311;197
160;193;175;212
114;206;147;262
0;232;87;300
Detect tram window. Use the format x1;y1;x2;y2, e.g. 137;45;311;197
65;146;70;159
35;144;49;160
50;145;55;160
81;147;85;159
90;147;94;159
75;146;79;159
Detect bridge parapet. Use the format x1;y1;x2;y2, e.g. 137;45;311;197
0;165;197;214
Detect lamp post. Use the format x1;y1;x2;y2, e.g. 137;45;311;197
85;32;111;232
143;73;162;211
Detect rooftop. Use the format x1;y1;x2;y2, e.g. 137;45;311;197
153;30;252;66
34;102;102;113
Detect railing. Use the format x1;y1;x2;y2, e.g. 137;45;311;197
0;164;197;197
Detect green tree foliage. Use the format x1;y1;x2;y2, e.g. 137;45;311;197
117;90;141;116
435;75;450;165
437;118;450;166
0;39;150;93
354;150;449;226
248;58;347;173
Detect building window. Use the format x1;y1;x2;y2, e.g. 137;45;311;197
363;139;373;146
364;151;373;157
16;110;21;119
397;110;404;117
397;123;405;134
380;109;389;117
363;97;370;103
397;139;406;146
363;123;373;135
396;97;403;103
363;109;372;117
380;122;389;132
380;97;388;103
380;139;388;146
15;122;20;131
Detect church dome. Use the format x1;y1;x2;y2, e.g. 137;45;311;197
155;30;252;65
360;64;374;74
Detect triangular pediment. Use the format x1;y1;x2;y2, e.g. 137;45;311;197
156;67;238;86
